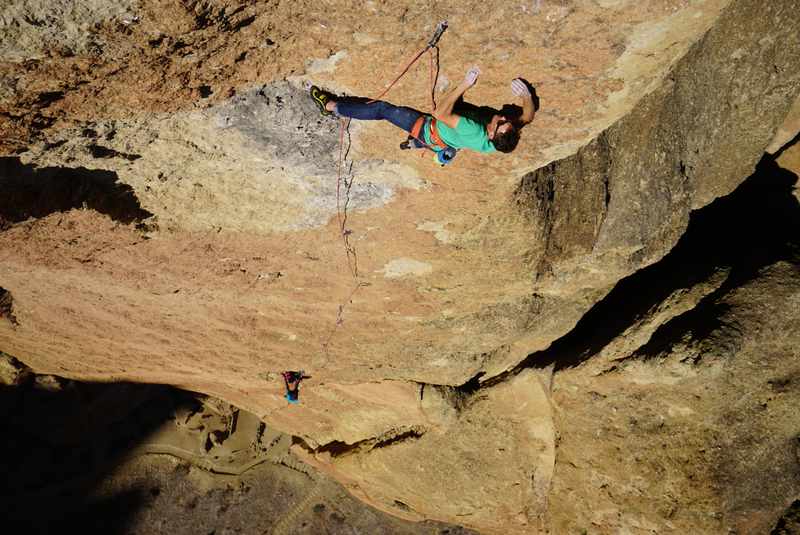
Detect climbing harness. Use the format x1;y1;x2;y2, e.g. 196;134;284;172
321;20;451;363
412;114;452;154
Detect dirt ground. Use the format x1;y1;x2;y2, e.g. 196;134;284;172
0;362;480;535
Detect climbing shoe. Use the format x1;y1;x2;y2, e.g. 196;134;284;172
310;86;333;116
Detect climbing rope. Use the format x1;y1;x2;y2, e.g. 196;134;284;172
320;20;449;364
366;19;447;112
322;118;360;353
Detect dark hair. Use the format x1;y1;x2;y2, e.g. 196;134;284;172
492;127;520;153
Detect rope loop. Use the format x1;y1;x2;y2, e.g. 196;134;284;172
320;21;448;363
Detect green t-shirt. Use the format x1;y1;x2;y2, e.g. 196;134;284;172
423;110;495;154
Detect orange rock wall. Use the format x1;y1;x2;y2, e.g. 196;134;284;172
3;0;800;533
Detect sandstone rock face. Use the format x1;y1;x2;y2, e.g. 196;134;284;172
298;368;556;533
0;357;481;535
2;0;800;533
544;153;800;533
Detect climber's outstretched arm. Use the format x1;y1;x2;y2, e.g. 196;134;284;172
433;66;481;130
510;79;536;130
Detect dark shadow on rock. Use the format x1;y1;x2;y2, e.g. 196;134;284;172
774;130;800;160
0;156;153;225
458;80;538;123
459;100;521;122
772;499;800;534
0;286;18;325
0;359;481;535
497;150;800;378
0;367;172;535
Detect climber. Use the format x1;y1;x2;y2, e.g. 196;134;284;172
282;371;305;403
310;66;537;162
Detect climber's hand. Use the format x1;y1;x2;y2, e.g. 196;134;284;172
462;67;481;88
511;78;531;98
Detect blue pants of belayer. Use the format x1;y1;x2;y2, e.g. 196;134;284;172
334;101;427;149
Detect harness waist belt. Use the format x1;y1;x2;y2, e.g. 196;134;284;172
411;116;448;151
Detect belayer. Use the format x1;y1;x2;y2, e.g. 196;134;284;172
310;66;536;163
283;371;305;403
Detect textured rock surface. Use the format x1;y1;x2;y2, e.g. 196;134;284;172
2;0;800;533
0;360;480;535
544;152;800;534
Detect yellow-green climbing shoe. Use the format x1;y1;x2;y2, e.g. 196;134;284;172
310;86;333;116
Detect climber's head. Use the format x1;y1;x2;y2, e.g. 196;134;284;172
488;115;520;153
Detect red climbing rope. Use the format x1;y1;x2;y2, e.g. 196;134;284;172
321;21;448;361
322;117;360;353
368;19;447;112
367;48;437;114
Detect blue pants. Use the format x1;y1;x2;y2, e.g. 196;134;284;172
334;101;426;148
